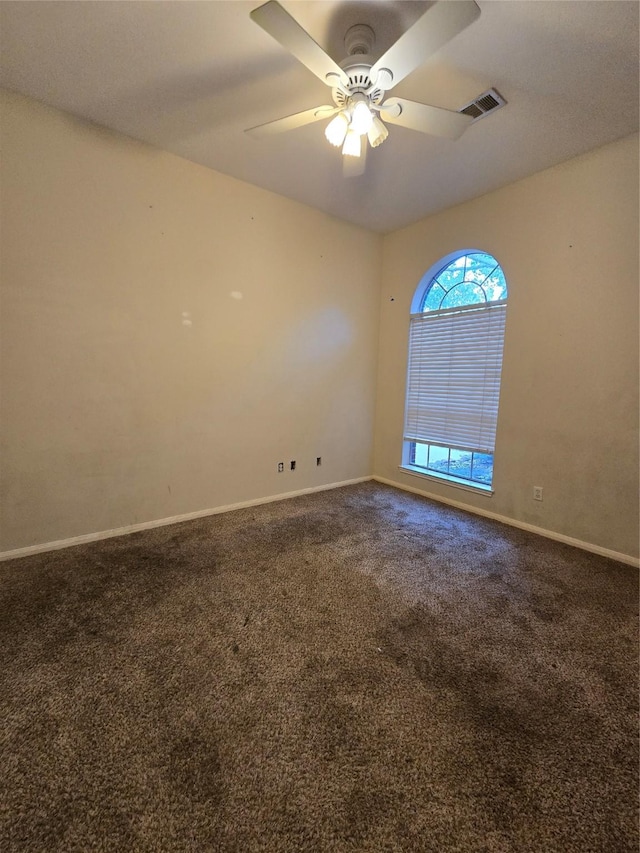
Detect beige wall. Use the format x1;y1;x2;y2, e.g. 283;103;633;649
0;90;382;551
2;89;637;561
374;133;639;559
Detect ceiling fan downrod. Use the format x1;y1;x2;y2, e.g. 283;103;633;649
344;24;375;57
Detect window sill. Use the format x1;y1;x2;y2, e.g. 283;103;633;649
398;465;494;497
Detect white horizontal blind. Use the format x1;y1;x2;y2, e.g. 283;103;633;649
404;302;507;453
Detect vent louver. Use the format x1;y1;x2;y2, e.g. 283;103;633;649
459;88;506;123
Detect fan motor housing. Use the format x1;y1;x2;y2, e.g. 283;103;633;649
334;57;385;107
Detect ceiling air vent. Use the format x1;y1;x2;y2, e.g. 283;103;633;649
459;88;506;123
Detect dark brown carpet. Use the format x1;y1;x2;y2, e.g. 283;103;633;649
1;482;637;852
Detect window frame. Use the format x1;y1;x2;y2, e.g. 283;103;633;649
400;249;508;495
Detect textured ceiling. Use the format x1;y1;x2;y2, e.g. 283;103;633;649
1;1;638;233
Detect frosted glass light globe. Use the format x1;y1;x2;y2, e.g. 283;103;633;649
342;129;362;158
324;112;349;147
367;115;389;148
350;101;373;136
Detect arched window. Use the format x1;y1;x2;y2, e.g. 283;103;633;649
402;251;508;491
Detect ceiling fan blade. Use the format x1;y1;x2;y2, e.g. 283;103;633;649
246;105;337;138
343;143;367;178
381;98;473;140
370;0;480;91
251;1;349;88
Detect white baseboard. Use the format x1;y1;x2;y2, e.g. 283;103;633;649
4;474;636;569
0;476;373;562
373;475;639;568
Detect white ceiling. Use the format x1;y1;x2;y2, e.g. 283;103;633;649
1;1;638;233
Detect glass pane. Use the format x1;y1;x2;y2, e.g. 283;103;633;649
481;267;508;302
435;262;465;290
426;444;449;474
465;253;497;274
413;442;429;467
440;282;486;309
408;442;493;488
422;283;447;312
471;453;493;485
449;449;472;480
462;254;499;291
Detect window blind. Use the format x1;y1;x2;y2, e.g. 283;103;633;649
404;301;507;454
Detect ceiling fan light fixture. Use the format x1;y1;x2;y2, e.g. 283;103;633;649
324;111;349;147
367;115;389;148
342;128;362;158
350;99;373;136
248;0;484;173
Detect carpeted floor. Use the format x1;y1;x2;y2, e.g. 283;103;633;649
1;482;637;852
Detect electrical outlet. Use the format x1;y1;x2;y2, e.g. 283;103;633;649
290;460;296;471
533;486;543;501
277;462;284;473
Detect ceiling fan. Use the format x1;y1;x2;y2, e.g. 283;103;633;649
246;0;481;176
